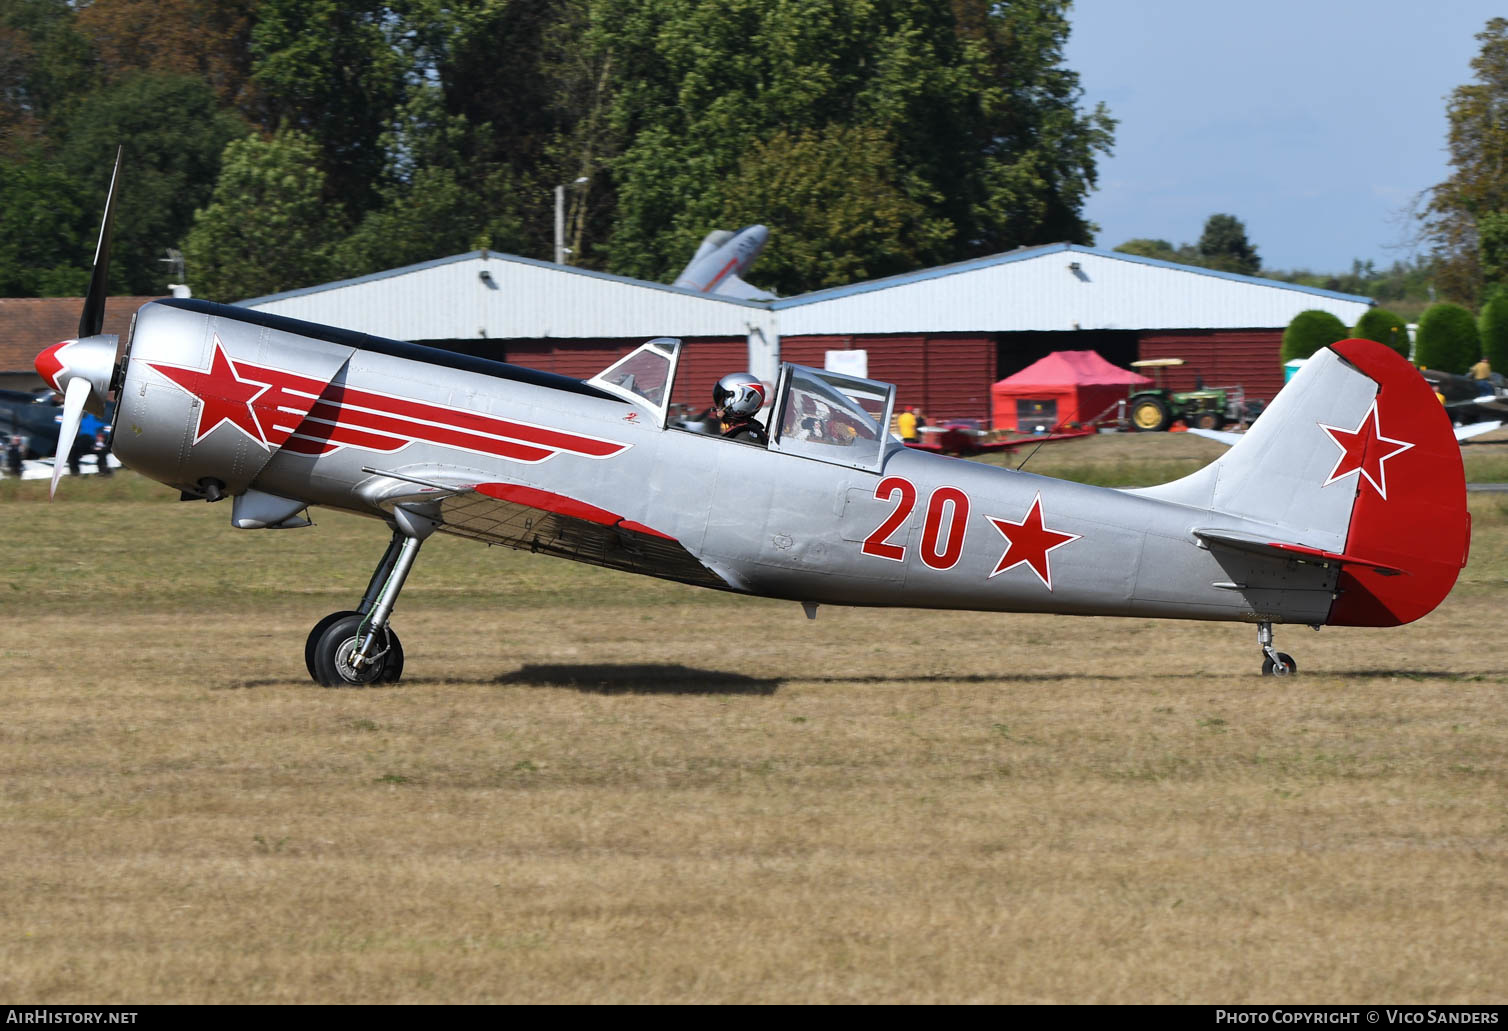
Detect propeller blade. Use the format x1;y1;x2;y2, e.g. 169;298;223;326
49;376;91;500
78;145;124;340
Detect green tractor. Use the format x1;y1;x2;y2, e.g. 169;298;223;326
1125;358;1260;432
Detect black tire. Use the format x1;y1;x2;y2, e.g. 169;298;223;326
1261;652;1297;677
1193;411;1223;430
311;613;402;687
306;610;359;680
378;628;404;684
1129;396;1171;432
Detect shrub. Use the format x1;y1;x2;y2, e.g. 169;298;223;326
1281;309;1348;363
1414;303;1480;375
1479;290;1508;375
1353;308;1411;359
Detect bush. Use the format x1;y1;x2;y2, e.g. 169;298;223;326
1353;307;1410;359
1281;309;1348;362
1414;303;1481;375
1479;290;1508;375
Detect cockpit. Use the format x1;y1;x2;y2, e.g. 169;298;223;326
587;337;897;473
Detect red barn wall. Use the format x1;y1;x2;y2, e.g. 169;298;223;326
1136;329;1285;401
493;336;747;409
781;333;996;422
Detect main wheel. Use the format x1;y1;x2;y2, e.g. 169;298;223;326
306;610;359;679
1130;396;1171;432
1261;652;1297;676
311;613;404;687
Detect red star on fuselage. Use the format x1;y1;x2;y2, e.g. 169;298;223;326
1318;399;1413;500
147;336;273;448
986;492;1081;590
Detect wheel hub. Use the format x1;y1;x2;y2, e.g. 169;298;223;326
333;634;385;684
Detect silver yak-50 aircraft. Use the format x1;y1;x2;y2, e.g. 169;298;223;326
39;154;1470;685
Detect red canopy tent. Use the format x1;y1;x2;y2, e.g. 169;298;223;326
990;351;1152;432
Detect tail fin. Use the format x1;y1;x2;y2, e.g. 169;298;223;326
1135;338;1469;626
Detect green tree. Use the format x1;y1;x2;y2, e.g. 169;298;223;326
249;0;408;215
0;150;91;296
0;0;98;147
58;73;248;294
596;0;1112;288
1421;18;1508;305
1353;308;1411;359
333;165;527;275
1198;213;1260;275
181;131;342;301
715;125;952;293
1478;290;1508;373
1414;302;1481;374
1113;238;1180;262
1281;309;1348;363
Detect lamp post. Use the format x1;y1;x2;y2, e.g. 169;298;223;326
554;176;589;264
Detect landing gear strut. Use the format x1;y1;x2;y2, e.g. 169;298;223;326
307;510;435;686
1257;621;1297;677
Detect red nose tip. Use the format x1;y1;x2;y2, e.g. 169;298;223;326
35;341;69;392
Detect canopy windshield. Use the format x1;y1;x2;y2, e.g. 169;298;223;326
770;364;895;472
586;337;681;422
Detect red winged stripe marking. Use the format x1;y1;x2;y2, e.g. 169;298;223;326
476;483;675;539
148;336;629;464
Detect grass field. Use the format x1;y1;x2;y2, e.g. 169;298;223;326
1;439;1506;1003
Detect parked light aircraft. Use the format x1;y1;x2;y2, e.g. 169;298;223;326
39;153;1470;684
671;224;773;299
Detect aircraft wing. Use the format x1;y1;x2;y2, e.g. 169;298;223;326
367;474;731;591
1185;427;1246;446
1453;419;1501;441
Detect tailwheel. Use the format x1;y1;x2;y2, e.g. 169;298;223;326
1256;622;1297;676
1261;652;1297;677
311;613;405;687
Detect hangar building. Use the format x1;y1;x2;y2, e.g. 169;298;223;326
242;243;1372;423
1;245;1373;423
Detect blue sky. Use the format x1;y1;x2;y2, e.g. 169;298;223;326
1064;0;1502;273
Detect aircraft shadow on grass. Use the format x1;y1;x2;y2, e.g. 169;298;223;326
491;663;780;695
225;665;1493;691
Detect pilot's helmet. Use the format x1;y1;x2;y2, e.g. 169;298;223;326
713;372;766;419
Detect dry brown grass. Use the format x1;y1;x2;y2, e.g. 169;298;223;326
0;475;1505;1003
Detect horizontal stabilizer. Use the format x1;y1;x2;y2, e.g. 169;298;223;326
1194;528;1403;576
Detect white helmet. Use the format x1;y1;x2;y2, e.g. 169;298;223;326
713;373;766;419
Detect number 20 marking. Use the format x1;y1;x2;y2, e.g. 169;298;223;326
861;477;971;569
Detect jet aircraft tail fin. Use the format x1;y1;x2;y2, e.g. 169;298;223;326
1133;338;1469;627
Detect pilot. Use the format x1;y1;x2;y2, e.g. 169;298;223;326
712;372;769;444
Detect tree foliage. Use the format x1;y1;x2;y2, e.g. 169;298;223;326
1197;214;1260;276
1414;302;1481;374
58;73;248;294
1113;214;1261;276
1353;307;1410;359
0;0;1115;299
181;131;340;301
597;0;1112;285
1421;18;1508;305
1281;309;1348;363
715;125;952;293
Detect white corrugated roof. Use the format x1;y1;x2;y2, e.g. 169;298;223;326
774;244;1372;333
240;243;1372;340
240;251;764;340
